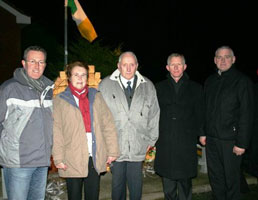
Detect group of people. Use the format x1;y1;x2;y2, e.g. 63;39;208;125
0;45;256;200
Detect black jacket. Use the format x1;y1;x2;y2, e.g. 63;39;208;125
154;74;204;179
204;67;254;148
244;83;258;177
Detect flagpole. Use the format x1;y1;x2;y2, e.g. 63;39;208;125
64;1;68;66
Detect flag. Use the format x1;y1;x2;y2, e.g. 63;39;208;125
67;0;97;42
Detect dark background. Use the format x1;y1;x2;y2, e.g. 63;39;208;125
6;0;258;84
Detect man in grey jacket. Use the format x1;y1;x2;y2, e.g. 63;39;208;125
99;51;160;200
0;46;54;200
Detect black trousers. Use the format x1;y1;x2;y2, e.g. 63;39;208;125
162;177;192;200
111;161;143;200
66;157;100;200
206;137;242;200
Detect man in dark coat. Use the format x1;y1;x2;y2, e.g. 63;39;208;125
242;82;258;184
154;53;204;200
245;82;258;178
199;46;254;200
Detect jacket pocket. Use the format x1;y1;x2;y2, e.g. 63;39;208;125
131;133;148;156
3;106;23;131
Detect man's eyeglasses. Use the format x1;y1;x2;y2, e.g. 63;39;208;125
26;60;46;66
72;73;87;79
216;55;233;60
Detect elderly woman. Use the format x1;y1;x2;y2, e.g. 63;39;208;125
52;61;119;200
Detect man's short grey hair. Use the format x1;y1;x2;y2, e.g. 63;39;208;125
118;51;138;64
215;46;234;57
23;45;47;61
167;53;186;65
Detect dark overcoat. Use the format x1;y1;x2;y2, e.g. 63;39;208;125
204;67;254;148
244;83;258;177
154;74;204;179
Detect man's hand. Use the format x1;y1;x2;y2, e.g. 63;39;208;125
56;162;67;170
199;136;206;146
147;145;152;152
106;156;117;165
233;146;245;156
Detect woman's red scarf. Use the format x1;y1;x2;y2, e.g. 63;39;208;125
69;83;91;132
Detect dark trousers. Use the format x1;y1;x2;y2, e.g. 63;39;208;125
111;161;143;200
66;157;100;200
162;177;192;200
206;137;242;200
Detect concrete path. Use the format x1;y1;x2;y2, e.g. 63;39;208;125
1;169;257;200
99;171;258;200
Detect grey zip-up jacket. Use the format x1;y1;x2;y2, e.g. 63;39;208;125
99;69;160;162
0;68;53;168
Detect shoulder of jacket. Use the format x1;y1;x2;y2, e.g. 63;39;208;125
155;79;169;88
88;87;99;102
205;73;217;85
53;95;64;105
188;79;203;89
89;87;98;94
0;79;30;99
42;75;54;86
141;76;155;87
55;89;72;104
93;92;105;105
99;76;113;87
102;75;112;81
229;69;252;85
0;78;20;90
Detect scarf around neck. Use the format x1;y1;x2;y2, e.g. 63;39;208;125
69;83;91;132
18;68;46;93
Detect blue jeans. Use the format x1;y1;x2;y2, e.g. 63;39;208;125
3;167;48;200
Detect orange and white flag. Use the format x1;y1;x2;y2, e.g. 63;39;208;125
65;0;97;42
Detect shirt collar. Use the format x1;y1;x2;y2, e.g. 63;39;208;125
120;75;135;88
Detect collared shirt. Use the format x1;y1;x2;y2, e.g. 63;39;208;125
120;75;135;89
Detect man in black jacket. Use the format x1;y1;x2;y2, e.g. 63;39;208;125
154;53;204;200
199;46;254;200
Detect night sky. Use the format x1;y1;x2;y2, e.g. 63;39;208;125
6;0;258;83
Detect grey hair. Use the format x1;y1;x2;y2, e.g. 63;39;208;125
118;51;138;64
23;46;47;61
167;53;186;65
215;46;234;57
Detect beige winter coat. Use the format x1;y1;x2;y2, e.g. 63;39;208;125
52;88;119;177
